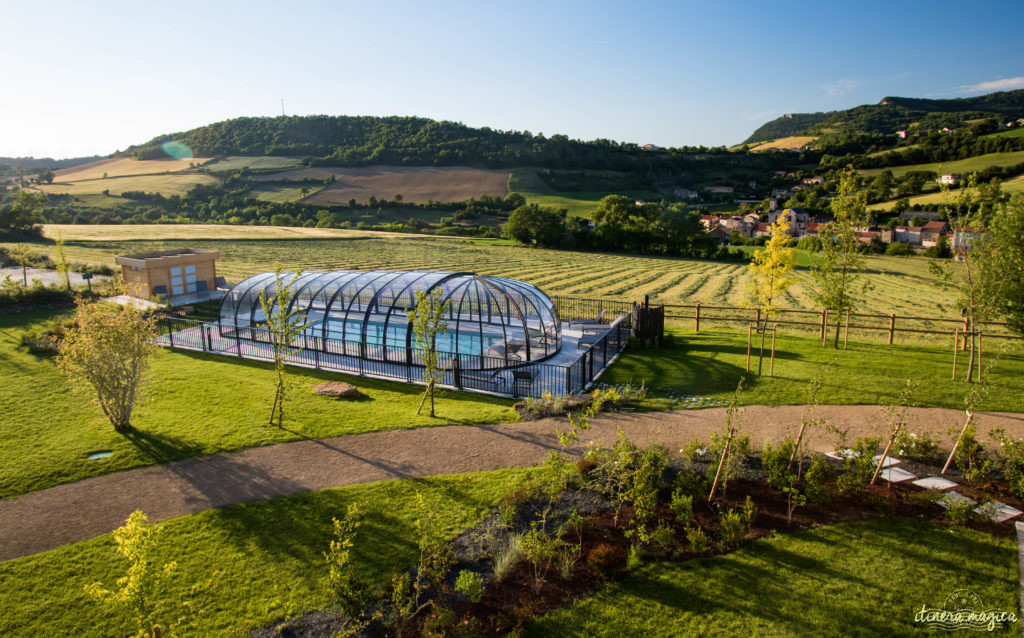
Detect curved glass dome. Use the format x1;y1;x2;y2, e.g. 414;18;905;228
218;270;561;369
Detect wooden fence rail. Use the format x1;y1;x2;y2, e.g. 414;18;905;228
657;302;1022;345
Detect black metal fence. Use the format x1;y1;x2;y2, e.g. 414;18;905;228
156;309;633;399
551;296;634;322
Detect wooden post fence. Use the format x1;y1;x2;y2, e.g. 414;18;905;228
888;313;896;345
695;302;701;332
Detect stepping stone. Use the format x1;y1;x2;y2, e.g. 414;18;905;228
880;467;916;483
975;501;1024;523
873;454;900;468
825;448;857;460
913;476;958;490
937;491;976;509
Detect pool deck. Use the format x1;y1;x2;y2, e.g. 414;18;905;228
157;320;626;399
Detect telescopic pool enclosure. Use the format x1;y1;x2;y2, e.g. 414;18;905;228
157;269;634;399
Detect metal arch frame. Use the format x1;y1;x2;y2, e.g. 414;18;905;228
322;270;393;349
374;270;438;362
220;269;562;371
219;272;275;336
320;270;373;344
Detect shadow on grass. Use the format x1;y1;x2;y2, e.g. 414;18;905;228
122;428;201;464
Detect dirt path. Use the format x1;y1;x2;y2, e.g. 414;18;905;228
2;404;1022;562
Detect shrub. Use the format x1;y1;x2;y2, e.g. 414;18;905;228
762;438;796;490
454;570;485;603
894;430;943;464
626;544;643;570
953;424;991;483
741;495;757;527
717;508;746;549
836;437;880;494
685;525;712;552
670;489;693;525
991;428;1024;497
576;457;597;476
943;497;977;525
20;317;76;354
649;521;675;551
804;457;837;504
586;542;626;574
672;467;709;500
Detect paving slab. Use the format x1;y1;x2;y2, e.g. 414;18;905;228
912;476;958;490
937;491;976;509
873;454;900;468
975;501;1023;523
880;467;916;483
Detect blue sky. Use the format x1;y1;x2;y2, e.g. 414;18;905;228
2;0;1022;158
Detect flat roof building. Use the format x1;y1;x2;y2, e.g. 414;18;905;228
115;248;220;300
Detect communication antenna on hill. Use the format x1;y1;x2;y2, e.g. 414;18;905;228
281;98;285;116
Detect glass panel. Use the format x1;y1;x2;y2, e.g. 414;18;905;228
171;267;182;276
185;265;196;274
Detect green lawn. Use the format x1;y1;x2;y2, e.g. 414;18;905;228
509;168;663;218
528;518;1019;637
604;326;1024;412
0;469;537;637
248;182;326;203
0;310;517;499
870;174;1024;212
860;150;1024;178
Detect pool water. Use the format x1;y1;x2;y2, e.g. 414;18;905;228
306;318;504;355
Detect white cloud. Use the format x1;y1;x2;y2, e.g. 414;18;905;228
959;76;1024;93
819;78;863;99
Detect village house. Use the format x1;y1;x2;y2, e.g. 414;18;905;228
705;225;731;244
939;174;961;186
949;227;987;254
706;185;734;194
856;230;881;245
894;225;923;245
699;214;718;230
801;176;824;185
920;220;950;247
115;248;221;300
896;130;908;139
674;188;699;200
898;210;943;222
767;207;809;235
803;222;821;238
754;223;772;238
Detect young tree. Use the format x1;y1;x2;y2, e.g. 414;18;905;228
55;231;71;291
810;167;872;348
85;510;216;637
931;176;1004;382
258;263;307;427
408;287;449;417
991;193;1024;336
9;243;32;286
57;301;158;432
745;215;795;374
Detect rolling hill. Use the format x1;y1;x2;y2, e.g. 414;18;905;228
744;90;1024;142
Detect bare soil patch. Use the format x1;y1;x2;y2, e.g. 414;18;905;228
255;165;510;204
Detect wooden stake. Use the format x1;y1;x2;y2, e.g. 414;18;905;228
888;313;895;345
769;327;777;377
708;430;734;502
746;323;753;373
952;329;959;380
941;410;974;475
871;421;903;485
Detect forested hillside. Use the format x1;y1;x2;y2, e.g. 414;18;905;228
124;115;696;170
742;112;833;144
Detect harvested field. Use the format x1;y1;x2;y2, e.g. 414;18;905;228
33;173;218;197
253;165;510;204
53;157;209;182
749;136;818;152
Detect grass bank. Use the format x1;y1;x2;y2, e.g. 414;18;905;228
0;310;516;499
529;517;1018;637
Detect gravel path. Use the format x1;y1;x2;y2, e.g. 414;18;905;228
2;404;1022;562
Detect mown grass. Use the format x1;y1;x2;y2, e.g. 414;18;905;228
529;518;1018;637
201;156;305;172
0;310;517;498
870;174;1024;212
33;173;218;197
604;325;1024;412
860;149;1024;178
248;182;326;203
0;469;538;637
10;225;968;318
509;168;662;218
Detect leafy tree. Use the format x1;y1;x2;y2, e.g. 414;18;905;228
810;167;872;347
55;231;70;291
9;244;32;286
325;503;373;634
745;216;795;374
502;203;566;246
408;287;449;417
990;192;1024;335
85;510;216;638
0;190;46;231
57;301;158;432
258;263;308;426
931;176;1004;381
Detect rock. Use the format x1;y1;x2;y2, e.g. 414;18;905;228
313;381;362;399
